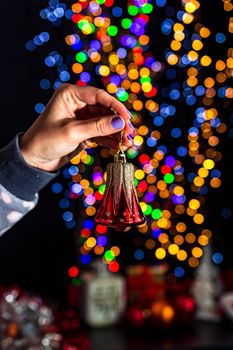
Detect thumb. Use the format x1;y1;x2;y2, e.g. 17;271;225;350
74;115;125;142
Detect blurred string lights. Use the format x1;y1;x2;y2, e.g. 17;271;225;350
26;0;233;282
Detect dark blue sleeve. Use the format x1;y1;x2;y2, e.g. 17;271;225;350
0;134;59;201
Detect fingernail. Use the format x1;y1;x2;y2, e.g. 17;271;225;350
127;134;134;140
127;110;134;119
111;116;124;130
129;121;136;131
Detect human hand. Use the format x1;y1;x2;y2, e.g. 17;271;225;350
20;84;135;172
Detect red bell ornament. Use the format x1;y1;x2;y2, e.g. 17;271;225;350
95;150;146;228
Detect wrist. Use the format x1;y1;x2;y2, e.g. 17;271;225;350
19;135;57;173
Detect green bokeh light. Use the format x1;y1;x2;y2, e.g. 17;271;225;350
152;209;162;220
107;25;118;36
164;173;175;184
121;18;132;29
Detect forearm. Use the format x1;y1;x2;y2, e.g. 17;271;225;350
0;134;58;235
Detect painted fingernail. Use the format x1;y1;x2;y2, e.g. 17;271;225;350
111;116;124;130
127;134;134;140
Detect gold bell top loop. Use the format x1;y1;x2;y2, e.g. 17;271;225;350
110;108;126;163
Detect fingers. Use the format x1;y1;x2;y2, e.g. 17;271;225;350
70;114;126;143
59;84;131;121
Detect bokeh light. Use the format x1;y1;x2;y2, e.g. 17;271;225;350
29;0;232;277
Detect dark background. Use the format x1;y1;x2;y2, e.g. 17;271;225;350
0;0;232;302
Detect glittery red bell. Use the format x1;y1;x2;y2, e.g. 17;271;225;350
95;151;146;227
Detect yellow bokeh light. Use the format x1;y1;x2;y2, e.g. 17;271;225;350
168;244;179;255
108;53;119;65
86;237;96;248
135;169;145;180
189;199;200;210
155;248;166;259
193;213;204;224
185;2;198;13
99;65;110;76
140;67;150;77
173;186;184;195
171;40;182;51
200;55;212;66
198;167;209;178
128;69;139;80
192;247;203;258
188;50;198;62
194;176;205;187
107;83;117;94
192;39;203;51
227;57;233;68
142;82;152;93
177;250;188;261
174;31;185;41
157;218;168;228
167;54;179;65
182;13;194;24
174;23;184;31
198;235;209;246
134;135;144;146
203;159;215;169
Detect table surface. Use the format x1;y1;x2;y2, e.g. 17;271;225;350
85;321;233;350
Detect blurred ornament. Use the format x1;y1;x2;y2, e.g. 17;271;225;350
191;245;222;322
95;148;146;228
126;264;168;309
0;288;62;350
220;292;233;321
80;260;126;327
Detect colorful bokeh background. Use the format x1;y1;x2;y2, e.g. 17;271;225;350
32;0;233;279
0;0;232;298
